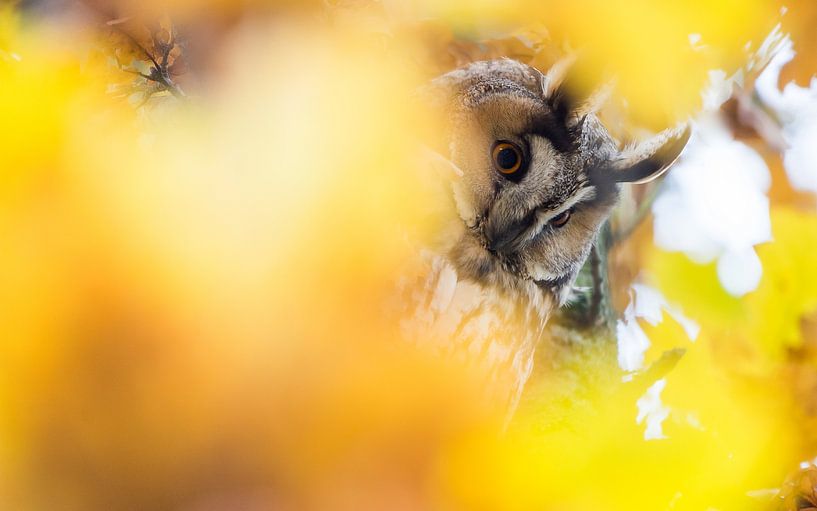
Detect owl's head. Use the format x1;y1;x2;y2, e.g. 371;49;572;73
423;59;689;303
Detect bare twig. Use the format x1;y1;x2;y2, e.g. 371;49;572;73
81;1;186;101
116;27;186;100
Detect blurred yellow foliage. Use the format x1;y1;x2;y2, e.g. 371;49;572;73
407;0;780;127
748;209;817;359
0;11;492;509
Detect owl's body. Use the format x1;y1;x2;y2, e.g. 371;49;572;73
402;59;689;416
401;249;552;414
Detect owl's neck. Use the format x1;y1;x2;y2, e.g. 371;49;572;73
446;230;555;321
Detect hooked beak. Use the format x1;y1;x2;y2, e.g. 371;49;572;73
484;210;537;253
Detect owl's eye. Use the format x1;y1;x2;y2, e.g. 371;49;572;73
491;142;524;176
549;209;572;228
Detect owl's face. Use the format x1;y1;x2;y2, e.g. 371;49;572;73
427;60;688;303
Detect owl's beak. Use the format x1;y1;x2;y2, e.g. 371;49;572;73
486;229;517;253
484;211;535;254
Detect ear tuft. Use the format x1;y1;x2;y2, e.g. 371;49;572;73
540;54;577;99
570;80;614;125
542;55;583;128
611;124;691;184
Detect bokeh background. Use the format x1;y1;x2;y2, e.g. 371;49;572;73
1;0;817;509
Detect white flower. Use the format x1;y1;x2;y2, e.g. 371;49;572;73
652;118;772;296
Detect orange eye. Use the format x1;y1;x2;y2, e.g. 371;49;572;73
549;209;572;228
492;142;523;175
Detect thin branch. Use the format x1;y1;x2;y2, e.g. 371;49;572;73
116;27;186;100
588;245;602;324
121;68;154;80
81;1;187;101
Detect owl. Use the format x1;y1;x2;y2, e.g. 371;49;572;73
400;58;689;418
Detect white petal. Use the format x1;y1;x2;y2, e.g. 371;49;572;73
716;247;763;297
637;379;670;440
783;120;817;194
617;318;651;372
632;284;667;326
653;186;720;262
666;307;701;341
